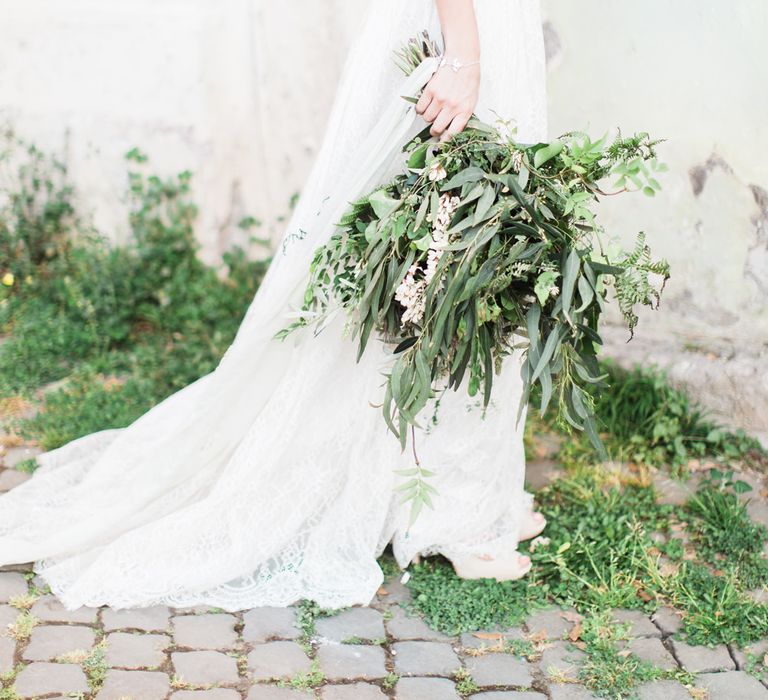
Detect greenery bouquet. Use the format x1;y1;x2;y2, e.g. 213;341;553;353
279;35;669;516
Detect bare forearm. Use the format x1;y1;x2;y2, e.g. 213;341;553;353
435;0;480;62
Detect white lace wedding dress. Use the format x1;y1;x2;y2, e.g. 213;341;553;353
0;0;547;610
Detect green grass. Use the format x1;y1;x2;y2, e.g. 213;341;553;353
453;668;480;696
407;556;542;635
1;134;268;451
575;611;695;699
686;482;768;589
552;362;766;475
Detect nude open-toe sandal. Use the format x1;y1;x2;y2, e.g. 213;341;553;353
450;552;532;581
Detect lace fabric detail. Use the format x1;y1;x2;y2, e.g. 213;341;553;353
0;0;548;611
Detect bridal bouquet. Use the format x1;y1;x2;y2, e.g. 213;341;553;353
278;35;669;514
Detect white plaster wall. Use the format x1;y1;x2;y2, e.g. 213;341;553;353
0;0;370;261
540;0;768;439
0;0;766;435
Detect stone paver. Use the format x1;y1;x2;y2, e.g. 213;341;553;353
0;635;15;673
30;594;99;623
460;628;525;649
395;677;462;700
102;605;171;632
669;638;735;673
248;641;312;680
243;606;301;642
650;606;682;636
96;669;171;700
317;644;387;680
172;691;242;700
653;474;699;506
315;607;385;642
461;629;526;647
105;631;170;668
0;468;31;490
392;641;460;676
635;679;695;700
376;578;412;605
538;641;586;681
626;637;678;670
525;458;563;490
387;606;452;641
471;693;547;700
525;607;579;639
548;686;600;699
2;445;42;469
0;603;17;628
321;682;387;699
0;571;28;601
731;638;768;669
611;609;660;638
696;670;768;699
246;688;314;700
464;653;534;686
173;612;238;649
747;499;768;528
0;561;34;572
14;661;89;697
172;649;240;685
22;623;96;661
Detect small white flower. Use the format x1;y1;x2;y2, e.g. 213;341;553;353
395;262;428;326
511;150;524;173
427;161;447;182
395;191;461;327
529;536;551;552
511;261;533;277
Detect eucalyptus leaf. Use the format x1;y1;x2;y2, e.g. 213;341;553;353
368;189;401;219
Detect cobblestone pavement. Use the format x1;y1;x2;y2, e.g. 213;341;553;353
2;444;768;698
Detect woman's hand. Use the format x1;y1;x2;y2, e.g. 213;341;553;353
419;0;481;142
416;62;480;142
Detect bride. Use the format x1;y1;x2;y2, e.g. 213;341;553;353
0;0;548;611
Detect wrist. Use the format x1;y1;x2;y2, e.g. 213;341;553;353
443;32;480;63
444;45;480;64
438;56;481;74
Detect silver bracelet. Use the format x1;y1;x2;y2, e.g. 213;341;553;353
438;56;481;73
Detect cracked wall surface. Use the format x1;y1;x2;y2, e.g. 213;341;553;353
0;0;765;438
541;0;768;442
